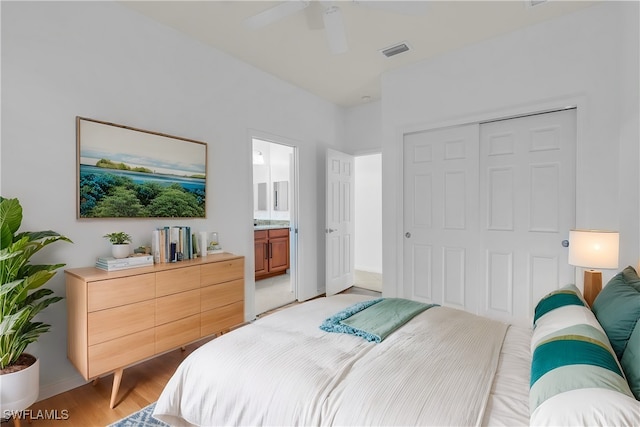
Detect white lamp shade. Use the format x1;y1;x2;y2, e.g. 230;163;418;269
568;230;619;269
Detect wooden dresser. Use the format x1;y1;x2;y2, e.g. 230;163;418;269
65;253;244;408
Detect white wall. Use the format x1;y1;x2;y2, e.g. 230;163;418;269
1;1;345;399
345;100;383;155
355;154;382;273
380;2;639;297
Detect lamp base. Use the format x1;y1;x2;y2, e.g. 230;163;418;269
583;270;602;307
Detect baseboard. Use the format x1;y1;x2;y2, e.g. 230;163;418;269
354;267;382;275
38;376;88;402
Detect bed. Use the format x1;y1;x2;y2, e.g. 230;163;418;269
154;267;640;426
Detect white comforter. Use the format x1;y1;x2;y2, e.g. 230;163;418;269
154;294;522;426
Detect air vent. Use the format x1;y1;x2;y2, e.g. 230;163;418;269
380;42;410;58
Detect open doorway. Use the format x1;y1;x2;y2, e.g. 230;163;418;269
253;138;297;314
354;153;382;292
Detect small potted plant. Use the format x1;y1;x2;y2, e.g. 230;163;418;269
103;232;132;259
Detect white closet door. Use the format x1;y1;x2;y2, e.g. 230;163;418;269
479;109;576;325
403;124;480;313
402;109;576;323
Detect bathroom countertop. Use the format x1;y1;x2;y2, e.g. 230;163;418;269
254;225;290;231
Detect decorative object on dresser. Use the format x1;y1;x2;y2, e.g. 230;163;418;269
103;232;132;259
95;255;154;271
568;229;619;306
0;197;72;425
254;227;289;279
65;253;245;409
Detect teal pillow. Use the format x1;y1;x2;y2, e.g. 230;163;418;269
621;319;640;400
592;267;640;360
622;266;640;292
530;294;634;412
533;284;585;326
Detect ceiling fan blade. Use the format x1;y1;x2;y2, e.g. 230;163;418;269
323;6;348;54
304;1;325;30
245;1;311;30
354;1;430;16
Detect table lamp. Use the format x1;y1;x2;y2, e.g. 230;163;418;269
568;229;619;306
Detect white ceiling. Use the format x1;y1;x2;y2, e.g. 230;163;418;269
119;0;598;107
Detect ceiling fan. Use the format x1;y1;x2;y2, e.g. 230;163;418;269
243;1;430;55
244;1;348;54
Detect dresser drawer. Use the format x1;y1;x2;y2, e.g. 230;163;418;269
88;274;155;312
201;258;244;286
156;265;200;297
155;314;200;354
201;301;244;337
88;328;155;378
155;289;200;326
88;300;155;346
201;279;243;312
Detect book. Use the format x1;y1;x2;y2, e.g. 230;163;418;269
96;255;154;271
96;255;154;266
95;261;153;271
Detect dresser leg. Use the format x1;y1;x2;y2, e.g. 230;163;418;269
110;368;124;409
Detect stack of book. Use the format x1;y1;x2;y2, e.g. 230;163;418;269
152;226;194;264
96;255;154;271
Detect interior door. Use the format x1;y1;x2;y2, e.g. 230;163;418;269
403;124;480;312
479;109;576;324
326;149;355;295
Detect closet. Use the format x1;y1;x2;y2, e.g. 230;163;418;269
402;108;576;325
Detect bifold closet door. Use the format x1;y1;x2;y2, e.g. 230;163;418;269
479;109;576;325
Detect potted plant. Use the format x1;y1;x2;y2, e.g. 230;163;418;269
103;231;132;259
0;197;72;417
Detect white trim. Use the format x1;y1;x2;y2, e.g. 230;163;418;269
247;129;301;317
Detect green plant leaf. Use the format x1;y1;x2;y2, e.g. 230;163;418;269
0;196;71;368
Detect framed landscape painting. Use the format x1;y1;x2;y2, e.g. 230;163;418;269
76;117;207;218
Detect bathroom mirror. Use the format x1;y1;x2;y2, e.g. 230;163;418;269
273;181;288;211
256;182;267;211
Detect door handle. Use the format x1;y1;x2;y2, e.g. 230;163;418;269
326;228;337;233
269;243;273;259
264;242;268;259
405;232;411;238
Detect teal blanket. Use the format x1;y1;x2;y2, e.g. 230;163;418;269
320;298;437;343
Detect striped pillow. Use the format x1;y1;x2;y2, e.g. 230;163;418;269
530;285;635;420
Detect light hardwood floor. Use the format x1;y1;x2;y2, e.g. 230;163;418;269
7;337;213;426
8;286;380;426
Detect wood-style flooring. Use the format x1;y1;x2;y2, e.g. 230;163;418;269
5;286;380;426
5;337;213;427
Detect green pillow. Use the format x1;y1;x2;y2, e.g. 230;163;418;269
592;267;640;360
621;319;640;400
622;266;640;292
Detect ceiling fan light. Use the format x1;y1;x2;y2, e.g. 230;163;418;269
323;6;348;54
245;0;310;30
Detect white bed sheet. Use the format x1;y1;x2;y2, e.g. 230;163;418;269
154;294;532;426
